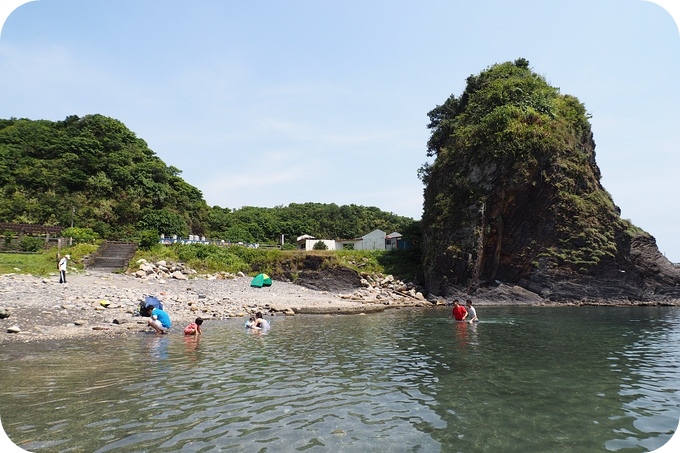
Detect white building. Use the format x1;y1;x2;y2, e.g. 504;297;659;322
296;229;403;251
296;234;337;251
354;229;386;250
385;232;403;251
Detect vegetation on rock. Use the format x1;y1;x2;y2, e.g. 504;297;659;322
420;58;653;296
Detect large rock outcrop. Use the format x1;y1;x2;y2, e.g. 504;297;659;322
420;58;680;302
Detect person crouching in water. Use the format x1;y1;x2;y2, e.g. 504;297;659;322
148;306;172;334
184;317;203;335
254;312;270;329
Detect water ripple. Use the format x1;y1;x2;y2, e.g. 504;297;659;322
2;308;679;452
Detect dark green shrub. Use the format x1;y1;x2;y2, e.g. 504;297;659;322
19;236;44;252
137;230;160;250
61;227;99;243
313;241;328;250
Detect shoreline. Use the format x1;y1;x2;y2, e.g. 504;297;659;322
0;271;413;344
2;271;679;344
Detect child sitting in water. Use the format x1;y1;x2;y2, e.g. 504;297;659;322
184;317;203;335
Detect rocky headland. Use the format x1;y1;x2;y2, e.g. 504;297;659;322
420;59;680;302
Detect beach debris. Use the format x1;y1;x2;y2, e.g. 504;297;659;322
7;325;21;333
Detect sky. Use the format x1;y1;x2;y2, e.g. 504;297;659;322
1;5;680;451
0;0;679;262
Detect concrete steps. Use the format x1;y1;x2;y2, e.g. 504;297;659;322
86;241;138;272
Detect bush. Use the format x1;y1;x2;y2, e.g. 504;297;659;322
137;230;161;251
61;227;99;243
19;236;44;252
313;241;328;250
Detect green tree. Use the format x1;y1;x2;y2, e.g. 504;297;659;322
0;114;211;239
313;240;329;250
61;227;99;243
137;209;189;237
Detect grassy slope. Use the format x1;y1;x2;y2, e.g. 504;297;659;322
1;244;422;281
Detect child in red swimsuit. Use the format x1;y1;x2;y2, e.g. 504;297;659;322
184;317;204;335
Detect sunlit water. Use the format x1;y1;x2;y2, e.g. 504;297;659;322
1;306;679;452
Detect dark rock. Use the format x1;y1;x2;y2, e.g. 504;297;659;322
420;59;680;303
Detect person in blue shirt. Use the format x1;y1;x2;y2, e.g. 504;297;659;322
148;307;172;334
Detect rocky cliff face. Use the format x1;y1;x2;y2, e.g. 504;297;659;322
420;59;680;302
518;235;680;302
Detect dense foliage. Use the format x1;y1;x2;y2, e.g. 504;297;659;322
0;114;417;245
206;203;417;245
0;114;209;239
421;59;634;292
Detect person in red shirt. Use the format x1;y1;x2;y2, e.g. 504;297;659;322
449;300;468;321
183;317;203;335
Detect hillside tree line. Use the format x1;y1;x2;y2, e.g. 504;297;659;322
0;114;418;246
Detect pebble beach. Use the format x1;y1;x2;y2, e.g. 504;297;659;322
0;270;417;344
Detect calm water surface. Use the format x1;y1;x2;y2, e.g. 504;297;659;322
1;306;679;452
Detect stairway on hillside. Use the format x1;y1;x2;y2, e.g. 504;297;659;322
86;241;138;272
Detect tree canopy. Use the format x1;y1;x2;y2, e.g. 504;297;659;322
0;114;210;239
0;114;417;245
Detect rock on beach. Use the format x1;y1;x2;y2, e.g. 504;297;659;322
0;268;433;343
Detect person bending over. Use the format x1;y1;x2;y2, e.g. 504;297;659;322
148;307;172;334
254;312;270;329
184;317;203;335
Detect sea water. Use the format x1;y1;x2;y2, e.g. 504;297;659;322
0;306;679;452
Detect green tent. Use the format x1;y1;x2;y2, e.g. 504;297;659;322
250;273;272;288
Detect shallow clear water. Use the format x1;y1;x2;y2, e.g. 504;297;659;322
1;306;679;452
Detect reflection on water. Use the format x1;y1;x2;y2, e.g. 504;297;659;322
0;307;678;452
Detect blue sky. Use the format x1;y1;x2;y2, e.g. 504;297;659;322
0;0;679;262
